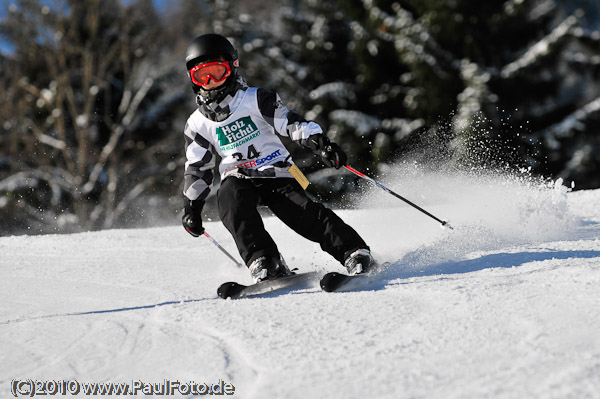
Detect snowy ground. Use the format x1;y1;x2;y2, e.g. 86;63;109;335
1;167;600;398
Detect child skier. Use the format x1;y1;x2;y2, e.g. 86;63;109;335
181;33;374;282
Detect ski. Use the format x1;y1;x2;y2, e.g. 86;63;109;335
320;262;390;292
217;271;318;299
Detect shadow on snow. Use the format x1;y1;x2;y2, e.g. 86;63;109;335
5;250;599;322
353;249;600;293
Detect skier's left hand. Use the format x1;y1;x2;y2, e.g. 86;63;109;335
321;142;347;169
182;197;205;237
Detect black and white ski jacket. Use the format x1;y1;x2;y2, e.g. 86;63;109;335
183;86;325;201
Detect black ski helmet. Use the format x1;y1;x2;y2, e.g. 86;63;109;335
185;33;238;70
185;34;240;100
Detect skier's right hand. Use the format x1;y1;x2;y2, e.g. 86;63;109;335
182;197;205;237
182;213;204;237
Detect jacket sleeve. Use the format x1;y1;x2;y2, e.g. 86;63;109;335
257;88;326;151
183;121;216;202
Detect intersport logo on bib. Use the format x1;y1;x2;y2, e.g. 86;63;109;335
217;116;260;150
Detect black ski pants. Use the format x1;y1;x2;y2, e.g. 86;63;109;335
217;177;368;266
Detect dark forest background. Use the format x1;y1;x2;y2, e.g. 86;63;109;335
1;0;599;235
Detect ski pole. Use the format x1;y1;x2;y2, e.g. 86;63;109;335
344;165;453;230
203;232;244;267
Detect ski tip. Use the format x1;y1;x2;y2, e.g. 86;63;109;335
217;281;244;299
320;272;343;292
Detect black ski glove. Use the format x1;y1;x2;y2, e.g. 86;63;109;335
182;197;205;237
321;142;348;169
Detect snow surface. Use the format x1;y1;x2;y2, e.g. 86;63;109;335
1;167;600;398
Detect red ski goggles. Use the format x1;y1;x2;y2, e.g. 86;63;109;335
188;60;237;86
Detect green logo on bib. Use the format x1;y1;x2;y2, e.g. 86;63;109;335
217;116;260;150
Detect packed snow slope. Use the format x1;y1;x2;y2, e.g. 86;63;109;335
2;166;600;399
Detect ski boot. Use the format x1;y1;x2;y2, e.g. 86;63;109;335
249;254;291;283
344;248;375;275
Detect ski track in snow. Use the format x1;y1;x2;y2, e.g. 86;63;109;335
1;169;600;399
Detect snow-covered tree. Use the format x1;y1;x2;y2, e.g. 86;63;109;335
354;0;600;186
0;0;188;234
253;0;428;177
